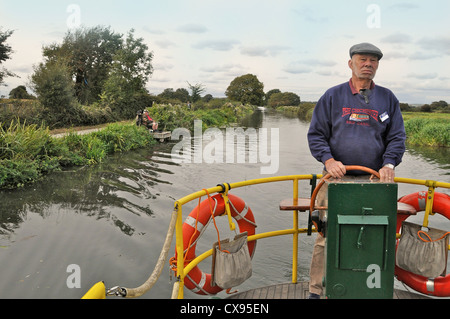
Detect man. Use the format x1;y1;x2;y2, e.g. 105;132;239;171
306;43;406;298
141;109;158;132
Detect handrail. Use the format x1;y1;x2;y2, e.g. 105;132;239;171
81;173;450;299
171;174;450;299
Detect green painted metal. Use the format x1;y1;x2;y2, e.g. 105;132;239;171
324;181;398;299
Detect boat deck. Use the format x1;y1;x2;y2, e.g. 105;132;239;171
226;282;430;299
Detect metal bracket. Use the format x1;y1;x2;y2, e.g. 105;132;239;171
106;286;127;297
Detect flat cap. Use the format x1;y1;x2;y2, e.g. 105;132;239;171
349;43;383;60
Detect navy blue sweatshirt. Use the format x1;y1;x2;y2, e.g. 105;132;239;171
307;80;406;174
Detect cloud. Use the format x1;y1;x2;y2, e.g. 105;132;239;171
142;26;166;35
301;59;337;67
417;36;450;55
192;39;240;51
381;32;413;44
200;64;248;80
407;72;438;80
200;64;245;73
388;3;419;11
154;62;174;72
240;45;291;57
382;51;408;60
282;58;336;75
9;64;33;74
151;77;171;83
154;39;177;49
292;6;329;24
283;64;312;75
408;51;440;60
176;23;208;34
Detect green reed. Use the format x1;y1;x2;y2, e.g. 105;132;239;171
0;121;155;189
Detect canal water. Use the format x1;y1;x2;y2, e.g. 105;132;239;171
0;110;449;299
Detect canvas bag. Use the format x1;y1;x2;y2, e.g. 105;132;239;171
211;232;252;289
396;221;449;278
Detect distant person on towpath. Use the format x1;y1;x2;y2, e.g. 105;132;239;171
306;42;406;299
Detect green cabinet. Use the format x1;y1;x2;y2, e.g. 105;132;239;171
324;182;398;299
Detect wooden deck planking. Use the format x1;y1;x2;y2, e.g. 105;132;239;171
227;282;430;299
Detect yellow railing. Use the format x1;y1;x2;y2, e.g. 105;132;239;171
81;174;450;299
171;175;450;299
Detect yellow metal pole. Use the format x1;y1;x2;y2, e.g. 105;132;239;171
174;202;185;299
422;182;437;228
221;192;236;231
292;178;299;284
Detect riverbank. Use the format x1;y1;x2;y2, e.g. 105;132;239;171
0;122;155;189
402;112;450;147
0;103;256;190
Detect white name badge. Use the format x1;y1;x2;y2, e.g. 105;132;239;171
379;112;389;122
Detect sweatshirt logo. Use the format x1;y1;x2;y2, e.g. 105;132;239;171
342;108;379;120
351;113;370;122
343;108;379;126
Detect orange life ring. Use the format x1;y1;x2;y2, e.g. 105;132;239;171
395;191;450;297
177;193;257;295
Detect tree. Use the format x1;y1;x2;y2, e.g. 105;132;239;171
42;26;123;104
30;60;79;125
420;104;431;112
101;29;154;117
430;100;448;111
158;88;176;100
187;82;206;102
265;89;281;105
225;74;264;106
268;92;300;108
9;85;35;99
0;29;16;86
203;94;213;103
175;88;190;103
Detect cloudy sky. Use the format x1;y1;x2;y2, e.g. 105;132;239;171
0;0;449;104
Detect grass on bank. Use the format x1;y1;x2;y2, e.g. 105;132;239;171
0;121;155;189
402;113;450;147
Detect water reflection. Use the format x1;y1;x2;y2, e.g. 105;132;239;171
406;145;450;173
0;148;180;238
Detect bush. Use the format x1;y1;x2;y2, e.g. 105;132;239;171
30;61;80;127
146;102;255;132
268;92;300;108
0;121;60;188
0;121;155;189
404;117;450;147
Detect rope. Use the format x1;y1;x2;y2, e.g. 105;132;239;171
203;189;227;252
123;208;178;298
418;230;450;243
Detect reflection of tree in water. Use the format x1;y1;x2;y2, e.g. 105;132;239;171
240;108;264;128
0;147;177;238
407;145;450;170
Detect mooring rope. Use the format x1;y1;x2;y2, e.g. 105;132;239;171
121;208;178;298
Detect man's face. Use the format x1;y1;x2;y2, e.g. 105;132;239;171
348;54;379;80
